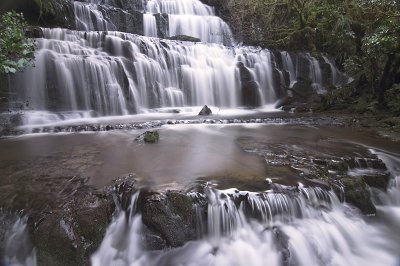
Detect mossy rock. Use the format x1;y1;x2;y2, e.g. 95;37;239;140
167;35;201;42
144;131;160;143
342;177;376;215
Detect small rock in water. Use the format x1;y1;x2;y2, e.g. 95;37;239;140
144;131;160;143
198;105;212;116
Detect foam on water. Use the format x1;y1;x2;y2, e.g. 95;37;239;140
91;178;400;266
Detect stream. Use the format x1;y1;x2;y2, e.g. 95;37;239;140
1;122;400;265
0;0;399;265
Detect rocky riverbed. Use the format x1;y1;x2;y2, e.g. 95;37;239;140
0;120;399;265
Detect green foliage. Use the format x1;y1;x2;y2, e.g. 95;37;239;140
144;131;160;143
384;84;400;116
320;84;360;111
0;11;35;74
225;0;400;112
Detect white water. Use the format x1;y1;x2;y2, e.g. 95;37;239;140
4;0;345;127
92;159;400;266
1;212;37;266
145;0;214;15
74;1;116;31
9;28;322;127
280;51;296;87
143;13;158;37
308;55;325;94
144;0;233;44
322;55;338;86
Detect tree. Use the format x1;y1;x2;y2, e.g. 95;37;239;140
0;11;35;74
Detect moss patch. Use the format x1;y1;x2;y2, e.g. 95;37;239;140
144;131;160;143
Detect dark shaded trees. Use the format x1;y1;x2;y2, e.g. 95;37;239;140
220;0;400;112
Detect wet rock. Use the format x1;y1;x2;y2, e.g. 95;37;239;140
275;96;293;110
111;174;138;211
289;77;313;103
320;61;334;87
237;62;262;108
237;135;388;215
30;193;112;266
144;131;160;143
98;6;144;35
362;172;390;190
198;105;212;116
134;131;160;143
139;190;205;248
25;26;44;38
142;226;167;250
272;226;290;265
342;177;376;215
155;13;169;38
168;35;201;42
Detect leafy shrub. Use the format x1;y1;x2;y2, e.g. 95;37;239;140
0;11;35;74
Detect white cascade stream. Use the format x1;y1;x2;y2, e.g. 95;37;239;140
144;0;233;44
91;158;400;266
8;28;339;127
0;212;37;266
5;0;344;127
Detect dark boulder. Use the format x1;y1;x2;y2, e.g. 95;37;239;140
295;54;312;81
25;26;44;38
289;77;313;102
237;62;261;108
198;105;212;116
275;96;292;110
362;172;391;190
342;177;376;215
138;190;205;248
168;35;201;43
320;61;334;87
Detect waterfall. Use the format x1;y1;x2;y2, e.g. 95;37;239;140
145;0;214;15
91;180;400;266
74;2;116;31
280;51;296;87
144;0;233;44
370;150;400;230
308;55;325;94
91;192;141;265
322;56;339;85
4;0;344;127
143;13;158;37
0;211;37;266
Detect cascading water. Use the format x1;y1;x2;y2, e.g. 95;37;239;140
0;211;37;266
308;55;325;94
91;169;400;266
5;0;343;128
144;0;233;44
280;51;296;87
74;1;116;31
